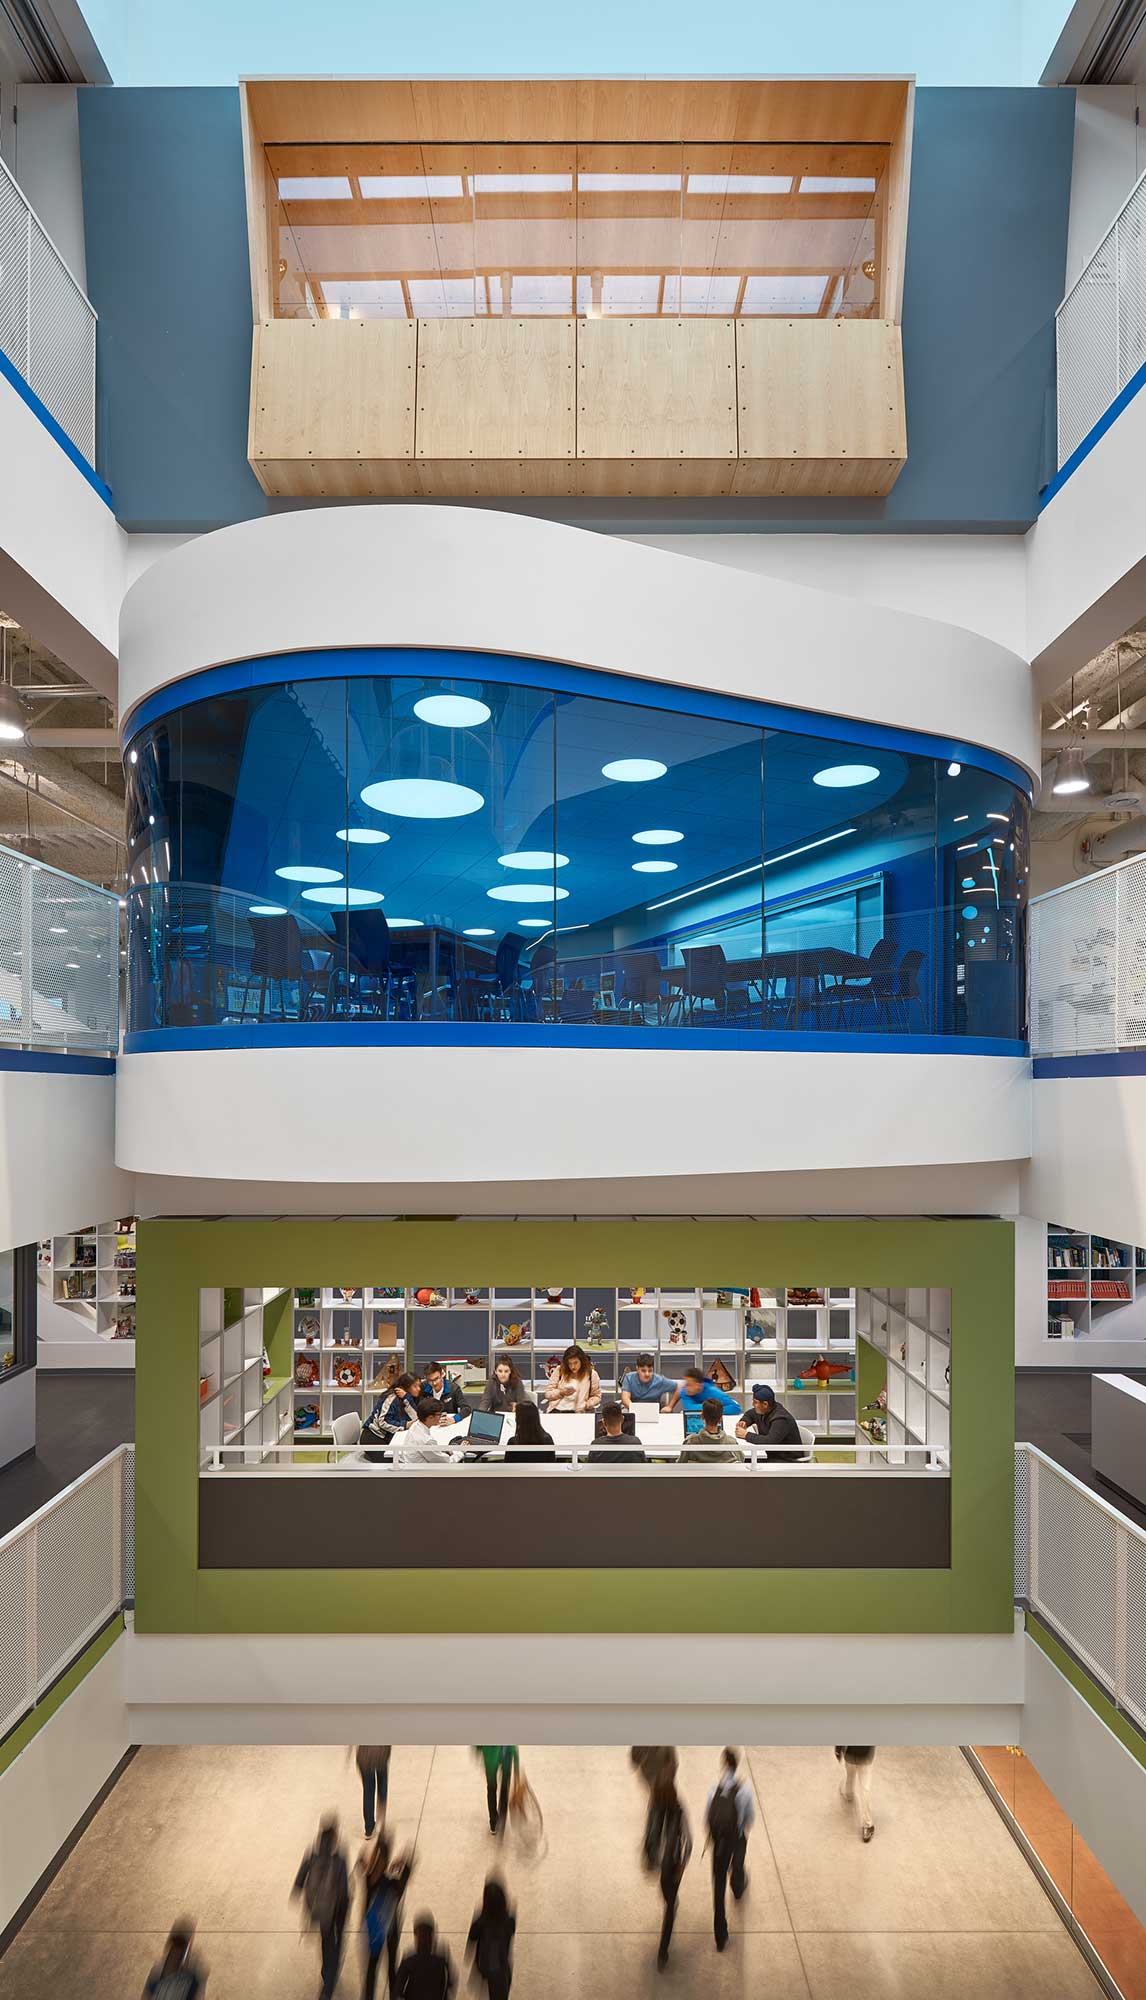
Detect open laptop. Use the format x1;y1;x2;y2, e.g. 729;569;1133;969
683;1410;707;1438
457;1408;505;1458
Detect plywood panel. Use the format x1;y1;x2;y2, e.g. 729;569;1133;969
249;318;416;464
251;459;421;499
575;459;737;497
410;79;580;143
730;456;905;498
733;78;911;146
577;317;737;460
416;317;575;461
736;317;905;463
879;82;915;323
414;460;579;498
244;79;419;146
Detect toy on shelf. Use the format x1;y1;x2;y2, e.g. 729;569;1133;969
790;1354;855;1389
663;1308;688;1342
786;1287;824;1307
298;1314;320;1342
333;1325;362;1347
462;1288;481;1305
375;1286;403;1299
497;1320;530;1346
746;1316;773;1345
112;1313;134;1341
295;1402;320;1431
629;1286;646;1304
708;1357;736;1391
294;1354;319;1387
296;1288;319;1308
262;1346;271;1378
334;1357;362;1389
338;1286;361;1303
543;1285;565;1304
414;1288;444;1307
582;1306;611;1344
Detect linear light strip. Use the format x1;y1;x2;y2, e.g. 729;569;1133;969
646;828;857;912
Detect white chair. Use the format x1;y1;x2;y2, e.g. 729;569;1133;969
329;1410;365;1463
797;1421;817;1462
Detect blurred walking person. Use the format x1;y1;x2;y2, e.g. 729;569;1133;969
650;1771;692;1971
142;1919;207;1997
292;1814;350;1999
836;1745;876;1840
466;1876;517;1999
706;1747;755;1951
631;1747;678;1868
475;1745;519;1834
360;1829;415;1999
395;1913;457;1998
355;1744;392;1837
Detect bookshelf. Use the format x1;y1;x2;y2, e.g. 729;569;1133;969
856;1287;951;1464
199;1286;293;1464
37;1218;137;1370
1046;1226;1146;1343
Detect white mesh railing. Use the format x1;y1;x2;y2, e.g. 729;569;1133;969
0;841;119;1055
0;155;96;467
1028;848;1146;1056
1057;169;1146;467
0;1445;132;1740
1018;1443;1146;1730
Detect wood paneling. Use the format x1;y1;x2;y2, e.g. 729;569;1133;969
577;317;737;461
730;456;905;498
879;82;915;324
249;318;416;466
414;460;579;498
575;459;737;497
416;318;575;461
736;317;906;464
251;459;420;499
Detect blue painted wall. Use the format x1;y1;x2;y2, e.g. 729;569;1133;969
76;83;1074;534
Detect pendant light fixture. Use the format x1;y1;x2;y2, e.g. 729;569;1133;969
0;629;24;743
1051;675;1090;796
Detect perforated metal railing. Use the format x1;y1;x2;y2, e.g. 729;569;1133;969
0;154;96;465
1029;847;1146;1057
0;841;119;1054
1057;168;1146;467
0;1446;132;1742
1017;1443;1146;1731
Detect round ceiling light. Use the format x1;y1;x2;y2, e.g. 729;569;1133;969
361;778;484;818
520;919;552;929
498;851;569;869
413;694;492;728
632;860;677;874
300;886;385;907
249;904;288;916
336;827;390;845
812;764;880;788
962;906;977;920
463;927;496;937
486;883;570;903
601;758;667;783
275;864;343;884
947;762;962;777
386;917;423;928
632;829;683;845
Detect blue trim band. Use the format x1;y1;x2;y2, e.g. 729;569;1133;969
124;1025;1028;1057
0;1049;115;1075
1034;1050;1146;1078
1040;356;1146;511
122;646;1033;797
0;342;112;510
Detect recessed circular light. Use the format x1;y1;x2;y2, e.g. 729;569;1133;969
336;827;390;845
300;886;386;907
632;860;678;874
413;694;492;728
386;917;423;929
812;764;880;788
961;878;975;889
520;919;551;929
947;762;962;777
602;758;667;783
632;829;684;845
463;927;496;937
361;778;484;819
275;864;343;884
249;904;288;916
486;883;570;903
498;851;569;870
962;906;977;920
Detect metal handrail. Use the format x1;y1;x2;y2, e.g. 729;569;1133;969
0;837;120;1055
204;1439;945;1471
0;154;97;322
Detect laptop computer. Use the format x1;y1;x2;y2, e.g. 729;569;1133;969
683;1410;707;1437
458;1408;505;1457
593;1409;637;1439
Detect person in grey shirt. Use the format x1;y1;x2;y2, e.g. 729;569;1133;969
678;1398;746;1465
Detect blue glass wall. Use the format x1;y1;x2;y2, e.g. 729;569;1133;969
123;653;1030;1046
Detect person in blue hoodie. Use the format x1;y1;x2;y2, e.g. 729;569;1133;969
666;1365;741;1421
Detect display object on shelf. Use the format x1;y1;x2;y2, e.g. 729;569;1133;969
38;1218;139;1368
199;1285;294;1463
857;1286;950;1463
1045;1225;1146;1341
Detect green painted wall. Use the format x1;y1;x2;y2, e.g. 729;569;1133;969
136;1217;1014;1636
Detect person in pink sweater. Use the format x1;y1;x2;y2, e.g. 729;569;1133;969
544;1343;602;1413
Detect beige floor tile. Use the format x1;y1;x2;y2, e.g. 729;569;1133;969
510;1927;812;1996
0;1928;167;2000
797;1930;1104;1998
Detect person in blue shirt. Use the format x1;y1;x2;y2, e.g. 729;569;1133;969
619;1354;674;1408
667;1366;741;1419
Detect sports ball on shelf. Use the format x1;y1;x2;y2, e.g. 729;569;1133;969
662;1308;688;1342
497;1320;530;1346
415;1288;444;1307
335;1358;362;1389
294;1355;319;1388
582;1306;610;1344
295;1402;320;1431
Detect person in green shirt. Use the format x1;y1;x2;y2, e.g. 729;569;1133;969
474;1746;519;1834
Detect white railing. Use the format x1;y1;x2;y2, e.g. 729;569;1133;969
1016;1443;1146;1731
0;154;97;466
203;1441;947;1471
1056;167;1146;467
0;1444;132;1741
0;841;120;1054
1028;847;1146;1057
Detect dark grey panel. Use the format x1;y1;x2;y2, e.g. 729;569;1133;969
199;1472;950;1570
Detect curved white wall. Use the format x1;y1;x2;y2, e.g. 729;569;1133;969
118;506;1039;779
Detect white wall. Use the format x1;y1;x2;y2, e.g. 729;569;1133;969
0;1363;34;1472
1064;85;1142;291
11;86;88;290
1015;1211;1055;1370
0;1635;128;1932
1026;1072;1146;1250
0;1069;131;1249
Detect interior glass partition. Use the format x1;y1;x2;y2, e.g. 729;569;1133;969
123;654;1030;1044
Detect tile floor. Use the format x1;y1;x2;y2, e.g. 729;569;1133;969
0;1744;1102;1998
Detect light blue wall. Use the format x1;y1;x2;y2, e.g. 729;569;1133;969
76;84;1075;534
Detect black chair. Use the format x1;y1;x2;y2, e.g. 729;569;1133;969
494;932;526;1019
620;951;664;1025
679;944;751;1023
895;948;927;1030
558;984;595;1025
238;913;303;1021
839;936;897;1031
165;891;219;1026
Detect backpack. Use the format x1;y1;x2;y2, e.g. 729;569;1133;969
365;1878;402;1953
707;1782;741;1847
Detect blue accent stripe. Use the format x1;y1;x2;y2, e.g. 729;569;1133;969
122;646;1034;796
0;1049;115;1075
1034;1050;1146;1078
124;1025;1028;1057
0;342;113;510
1040;356;1146;511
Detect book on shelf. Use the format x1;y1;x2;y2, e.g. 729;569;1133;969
1047;1279;1087;1300
1092;1279;1132;1300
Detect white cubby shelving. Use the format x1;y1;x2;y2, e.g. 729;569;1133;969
1046;1225;1146;1343
857;1286;950;1465
36;1218;137;1370
199;1286;292;1464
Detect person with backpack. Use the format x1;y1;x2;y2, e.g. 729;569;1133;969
650;1771;692;1971
394;1913;457;1998
142;1920;206;1998
466;1875;517;1999
706;1747;755;1951
359;1829;415;1999
292;1814;350;1999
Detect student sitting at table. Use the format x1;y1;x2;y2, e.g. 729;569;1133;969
735;1383;810;1462
392;1397;464;1466
504;1399;557;1462
480;1357;525;1413
620;1354;674;1409
586;1401;648;1463
422;1362;470;1421
677;1397;746;1465
544;1343;602;1413
363;1372;422;1439
666;1366;741;1421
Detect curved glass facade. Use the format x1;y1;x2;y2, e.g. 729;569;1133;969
123;653;1030;1046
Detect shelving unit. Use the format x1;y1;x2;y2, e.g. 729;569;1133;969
857;1286;950;1464
1046;1226;1146;1342
199;1286;292;1464
287;1283;857;1441
36;1218;137;1370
